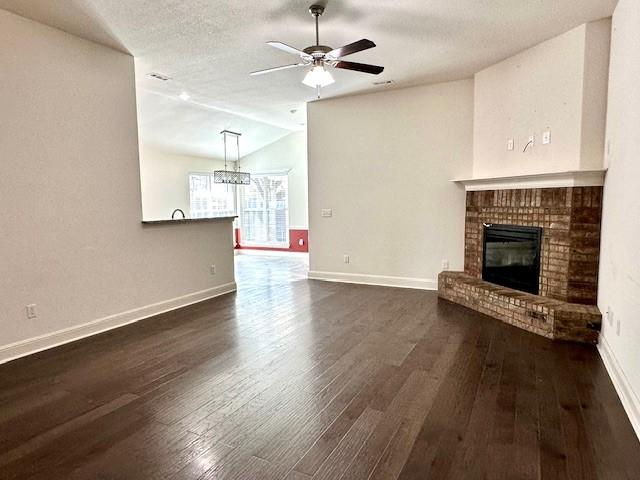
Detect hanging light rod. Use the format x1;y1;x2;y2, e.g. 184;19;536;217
219;129;242;136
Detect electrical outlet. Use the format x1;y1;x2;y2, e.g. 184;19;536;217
507;139;514;151
529;135;535;145
607;307;614;326
441;259;450;271
210;264;216;275
542;130;551;145
343;255;350;264
26;304;37;319
321;208;333;218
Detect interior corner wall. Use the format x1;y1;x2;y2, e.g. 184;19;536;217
139;145;226;221
0;10;235;362
597;0;640;439
473;19;610;178
307;80;474;289
240;131;308;229
580;19;612;170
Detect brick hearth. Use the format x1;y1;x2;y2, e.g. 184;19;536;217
438;272;601;343
438;186;604;343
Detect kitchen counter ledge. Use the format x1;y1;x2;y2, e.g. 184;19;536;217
142;216;237;225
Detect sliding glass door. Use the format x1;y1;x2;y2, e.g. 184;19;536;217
239;174;289;247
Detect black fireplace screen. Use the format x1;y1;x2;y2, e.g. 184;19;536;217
482;224;542;295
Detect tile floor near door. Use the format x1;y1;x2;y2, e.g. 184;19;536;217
0;252;638;479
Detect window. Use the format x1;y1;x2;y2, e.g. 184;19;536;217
240;174;289;246
189;173;236;218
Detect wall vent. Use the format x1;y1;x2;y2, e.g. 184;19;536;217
147;72;172;82
373;80;393;86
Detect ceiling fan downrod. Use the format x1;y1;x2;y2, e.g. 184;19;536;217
309;4;324;46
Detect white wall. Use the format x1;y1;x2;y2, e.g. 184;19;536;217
139;145;226;220
597;0;640;439
307;80;474;289
0;10;235;362
240;131;308;229
473;20;611;178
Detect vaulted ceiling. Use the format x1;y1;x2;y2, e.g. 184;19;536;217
0;0;617;158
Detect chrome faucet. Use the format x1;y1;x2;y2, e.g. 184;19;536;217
171;208;186;219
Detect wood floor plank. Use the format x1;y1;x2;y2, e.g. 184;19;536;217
395;318;496;479
311;407;382;480
508;332;540;480
291;362;393;476
441;323;508;479
0;393;139;469
535;340;570;480
0;252;637;480
551;346;599;480
255;363;393;469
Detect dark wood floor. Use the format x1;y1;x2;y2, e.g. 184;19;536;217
1;252;638;479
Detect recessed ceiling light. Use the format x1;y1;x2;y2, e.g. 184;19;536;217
179;92;191;101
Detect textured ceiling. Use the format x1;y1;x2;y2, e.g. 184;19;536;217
1;0;617;158
136;87;293;159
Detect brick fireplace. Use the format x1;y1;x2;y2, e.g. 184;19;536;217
439;185;604;343
465;187;602;304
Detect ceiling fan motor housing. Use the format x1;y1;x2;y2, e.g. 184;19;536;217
303;45;332;58
309;5;325;17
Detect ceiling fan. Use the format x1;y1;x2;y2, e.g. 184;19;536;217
250;4;384;97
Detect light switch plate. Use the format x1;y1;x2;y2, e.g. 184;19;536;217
507;139;514;151
321;209;332;218
542;130;551;145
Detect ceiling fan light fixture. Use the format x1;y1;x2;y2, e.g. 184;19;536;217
252;4;383;97
302;65;335;88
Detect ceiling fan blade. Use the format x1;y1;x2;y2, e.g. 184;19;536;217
250;63;305;76
334;61;384;75
327;39;376;59
266;41;310;58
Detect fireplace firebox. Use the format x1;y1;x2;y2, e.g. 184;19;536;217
482;224;542;295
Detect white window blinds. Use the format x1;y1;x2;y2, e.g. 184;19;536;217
240;174;289;246
189;173;236;218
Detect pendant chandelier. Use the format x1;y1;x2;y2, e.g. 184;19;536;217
213;130;251;185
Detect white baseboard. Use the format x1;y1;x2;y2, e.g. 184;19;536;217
598;335;640;441
307;270;437;290
0;282;237;365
